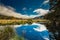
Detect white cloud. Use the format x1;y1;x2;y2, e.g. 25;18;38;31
14;23;48;32
33;23;47;32
44;38;49;40
14;25;22;28
22;7;27;10
33;23;48;32
33;9;49;16
14;22;48;32
0;5;49;19
40;0;49;7
0;5;39;19
43;0;49;4
14;23;29;28
29;8;32;10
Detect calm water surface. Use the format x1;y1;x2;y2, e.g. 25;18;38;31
15;23;50;40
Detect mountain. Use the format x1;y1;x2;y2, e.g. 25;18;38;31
0;15;22;19
33;16;44;19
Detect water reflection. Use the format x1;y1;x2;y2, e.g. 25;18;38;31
0;23;50;40
15;23;50;40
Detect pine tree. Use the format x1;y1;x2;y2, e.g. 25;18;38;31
44;0;60;40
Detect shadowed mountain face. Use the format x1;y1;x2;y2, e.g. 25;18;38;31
0;15;22;19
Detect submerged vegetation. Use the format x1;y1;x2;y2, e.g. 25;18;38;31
0;26;14;40
10;35;24;40
0;25;24;40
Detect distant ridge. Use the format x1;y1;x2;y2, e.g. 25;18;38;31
0;15;22;19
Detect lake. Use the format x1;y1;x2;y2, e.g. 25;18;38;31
15;23;50;40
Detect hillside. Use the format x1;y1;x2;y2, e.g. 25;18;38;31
0;15;22;20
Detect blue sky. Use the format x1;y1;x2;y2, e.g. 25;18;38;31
0;0;50;19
